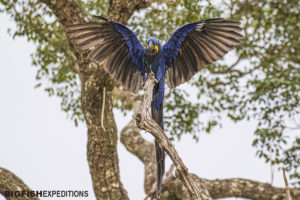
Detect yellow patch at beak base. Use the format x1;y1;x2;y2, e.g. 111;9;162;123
155;44;159;53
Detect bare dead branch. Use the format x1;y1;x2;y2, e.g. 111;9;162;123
134;73;204;200
120;118;158;194
119;99;300;200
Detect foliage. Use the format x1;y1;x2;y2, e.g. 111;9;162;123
1;0;299;184
0;0;83;125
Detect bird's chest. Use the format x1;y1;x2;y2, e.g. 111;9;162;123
144;51;165;75
144;53;165;110
150;59;165;74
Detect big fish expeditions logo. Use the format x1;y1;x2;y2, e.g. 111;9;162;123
4;190;89;198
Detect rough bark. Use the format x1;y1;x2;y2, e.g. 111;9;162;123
0;167;39;200
118;86;300;200
134;73;204;200
39;0;151;199
205;178;300;200
1;1;300;200
113;86;157;193
80;61;128;200
120;116;300;200
120;119;157;193
40;0;85;25
107;0;151;23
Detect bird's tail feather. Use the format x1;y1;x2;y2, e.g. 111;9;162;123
155;140;165;197
151;102;165;198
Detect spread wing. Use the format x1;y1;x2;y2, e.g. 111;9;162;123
163;18;243;88
65;16;145;93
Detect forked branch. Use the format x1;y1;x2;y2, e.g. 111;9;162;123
134;73;203;200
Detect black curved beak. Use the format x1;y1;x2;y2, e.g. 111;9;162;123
147;40;156;55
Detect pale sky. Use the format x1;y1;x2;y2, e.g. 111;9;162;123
0;13;286;200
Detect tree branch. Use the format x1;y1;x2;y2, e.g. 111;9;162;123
283;169;292;200
38;1;300;200
210;57;242;75
39;1;157;199
118;76;300;200
107;0;152;23
205;177;300;200
39;0;84;26
112;87;143;110
152;173;300;200
120;119;157;193
0;167;40;200
134;73;204;200
144;164;176;200
120;112;300;200
116;85;158;193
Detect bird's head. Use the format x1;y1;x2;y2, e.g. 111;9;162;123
146;37;161;56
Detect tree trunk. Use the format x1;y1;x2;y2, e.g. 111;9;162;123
79;61;127;199
1;1;299;200
38;1;151;199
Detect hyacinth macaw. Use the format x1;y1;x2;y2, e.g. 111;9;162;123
66;16;243;197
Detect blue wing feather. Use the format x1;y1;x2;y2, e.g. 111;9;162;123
66;16;146;92
113;23;146;75
162;18;243;88
163;22;198;67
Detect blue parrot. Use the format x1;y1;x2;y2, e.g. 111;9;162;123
66;16;243;197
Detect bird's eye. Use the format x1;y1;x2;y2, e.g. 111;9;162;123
157;39;159;43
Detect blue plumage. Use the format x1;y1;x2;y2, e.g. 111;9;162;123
163;22;198;66
66;16;243;198
113;22;145;74
112;22;201;112
113;22;200;112
144;37;166;111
